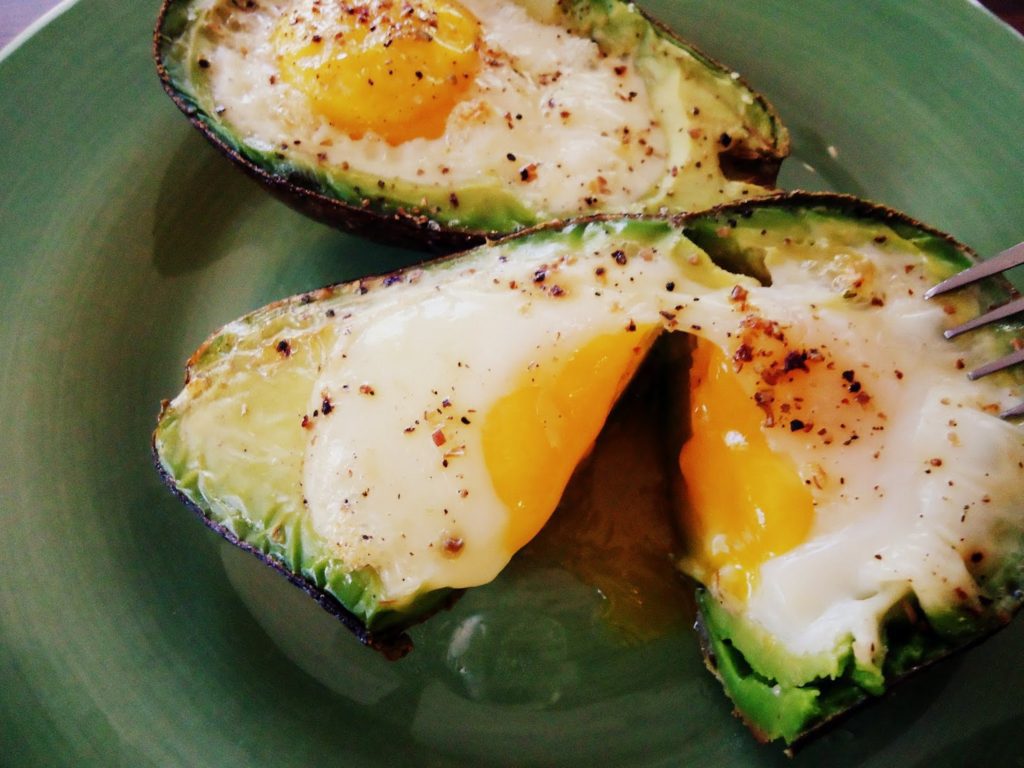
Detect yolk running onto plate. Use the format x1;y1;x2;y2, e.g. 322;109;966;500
678;339;814;603
273;0;482;145
483;328;658;554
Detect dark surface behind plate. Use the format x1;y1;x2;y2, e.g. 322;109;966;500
1;1;1023;765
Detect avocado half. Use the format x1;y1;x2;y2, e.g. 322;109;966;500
152;0;789;251
153;207;746;656
153;194;1024;744
671;194;1024;748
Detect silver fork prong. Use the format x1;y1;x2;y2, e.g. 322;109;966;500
944;295;1024;339
968;347;1024;381
1002;401;1024;419
924;241;1024;300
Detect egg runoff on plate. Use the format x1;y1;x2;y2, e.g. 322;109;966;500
155;0;788;244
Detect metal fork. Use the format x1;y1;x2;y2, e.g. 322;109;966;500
924;241;1024;419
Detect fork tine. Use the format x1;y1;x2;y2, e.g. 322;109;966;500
924;241;1024;299
1002;401;1024;420
967;346;1024;381
944;295;1024;339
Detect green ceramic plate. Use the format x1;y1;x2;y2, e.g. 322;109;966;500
2;1;1023;765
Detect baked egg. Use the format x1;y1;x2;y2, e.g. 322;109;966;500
300;223;752;601
678;231;1024;654
155;0;789;244
155;216;741;633
672;199;1024;743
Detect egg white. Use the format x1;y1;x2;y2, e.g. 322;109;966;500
301;227;743;604
684;243;1024;670
195;0;669;218
297;223;1024;626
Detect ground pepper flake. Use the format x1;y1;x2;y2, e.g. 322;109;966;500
783;351;810;373
443;537;464;555
754;389;775;426
432;429;446;446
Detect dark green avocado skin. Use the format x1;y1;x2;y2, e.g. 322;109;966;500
151;445;431;659
152;0;790;252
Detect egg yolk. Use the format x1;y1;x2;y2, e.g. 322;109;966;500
678;339;814;603
273;0;482;145
483;327;658;554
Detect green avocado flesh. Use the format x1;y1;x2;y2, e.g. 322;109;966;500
153;193;1024;739
154;0;788;246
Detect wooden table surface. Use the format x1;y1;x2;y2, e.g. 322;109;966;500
2;0;1023;50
